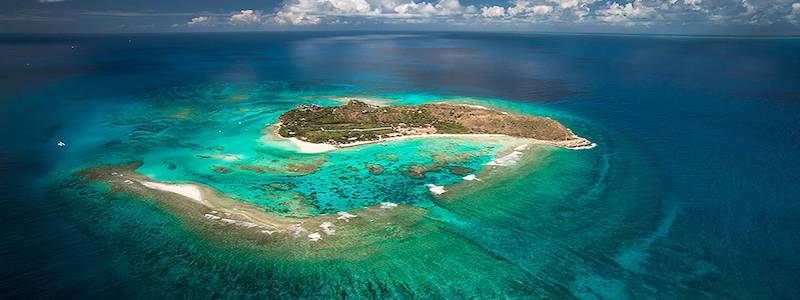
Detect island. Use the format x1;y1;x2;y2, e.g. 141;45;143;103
77;98;597;252
276;100;595;149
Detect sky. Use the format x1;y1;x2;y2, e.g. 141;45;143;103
1;0;799;34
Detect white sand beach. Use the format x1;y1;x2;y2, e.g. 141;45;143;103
288;137;338;153
140;181;204;203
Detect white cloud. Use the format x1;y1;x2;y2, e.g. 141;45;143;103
545;0;596;9
507;0;537;17
273;0;471;24
394;2;438;16
532;5;554;15
266;0;800;27
393;0;465;17
788;2;800;23
481;6;506;18
274;0;381;25
187;16;211;26
596;0;658;25
274;10;322;24
36;0;800;30
230;9;263;25
328;0;373;13
684;0;702;11
741;0;756;15
436;0;464;14
79;11;197;17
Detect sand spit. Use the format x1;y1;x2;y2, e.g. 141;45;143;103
78;163;425;251
140;181;204;204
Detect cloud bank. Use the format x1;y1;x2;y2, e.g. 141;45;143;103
230;10;264;25
184;0;800;30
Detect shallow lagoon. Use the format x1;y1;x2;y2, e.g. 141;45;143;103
89;85;545;214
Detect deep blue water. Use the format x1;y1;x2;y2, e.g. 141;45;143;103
1;32;799;299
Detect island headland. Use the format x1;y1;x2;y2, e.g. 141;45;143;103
276;100;595;150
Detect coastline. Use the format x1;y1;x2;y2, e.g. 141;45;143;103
280;128;595;153
287;137;338;153
275;100;596;152
272;98;597;154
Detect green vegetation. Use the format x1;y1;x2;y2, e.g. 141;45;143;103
277;100;579;145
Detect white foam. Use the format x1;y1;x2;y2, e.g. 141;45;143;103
308;232;322;241
569;142;597;150
319;222;336;235
486;144;529;167
287;224;305;237
214;154;242;161
426;184;446;195
204;211;260;229
462;174;480;181
238;221;258;228
458;104;490;110
214;217;258;228
380;202;398;209
336;212;357;221
140;181;203;203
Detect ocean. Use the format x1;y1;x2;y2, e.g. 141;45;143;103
1;32;798;299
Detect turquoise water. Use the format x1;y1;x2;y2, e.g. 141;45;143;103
85;85;514;214
1;32;799;299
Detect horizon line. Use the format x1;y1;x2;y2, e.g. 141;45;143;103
2;29;800;38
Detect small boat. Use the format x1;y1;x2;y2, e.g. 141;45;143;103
57;141;66;147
